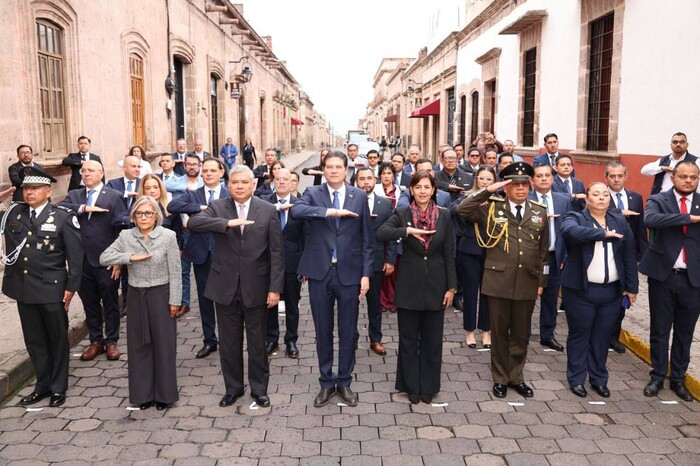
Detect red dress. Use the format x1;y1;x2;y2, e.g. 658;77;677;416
380;183;398;311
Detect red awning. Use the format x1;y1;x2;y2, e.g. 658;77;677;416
291;117;304;126
384;114;398;123
410;99;440;118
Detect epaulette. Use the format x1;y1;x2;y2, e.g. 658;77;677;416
528;199;546;208
489;196;505;202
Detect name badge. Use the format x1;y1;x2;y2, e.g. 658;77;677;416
40;224;57;232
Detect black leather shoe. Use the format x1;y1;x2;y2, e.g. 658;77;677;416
314;388;336;407
493;383;507;398
643;379;663;397
19;391;51;406
570;384;588;398
540;338;564;352
156;402;169;410
266;342;279;356
219;390;245;407
408;394;421;404
336;387;358;406
253;394;270;407
591;385;610;398
49;393;66;407
196;344;217;359
670;381;694;402
609;341;626;354
421;394;434;404
508;382;534;398
286;342;299;359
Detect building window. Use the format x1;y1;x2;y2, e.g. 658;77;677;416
210;74;219;154
522;47;537;147
586;13;614;151
37;20;67;156
459;95;466;145
446;88;456;146
470;91;479;144
130;53;146;147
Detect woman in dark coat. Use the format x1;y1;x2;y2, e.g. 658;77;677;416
376;170;457;404
242;138;257;170
301;149;328;186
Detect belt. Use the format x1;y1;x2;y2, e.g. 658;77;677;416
673;268;687;274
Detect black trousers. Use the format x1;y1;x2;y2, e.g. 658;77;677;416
193;253;217;346
539;252;561;340
395;308;444;396
648;273;700;383
365;270;384;343
216;290;269;397
18;301;69;394
267;272;302;344
79;260;120;344
457;251;489;331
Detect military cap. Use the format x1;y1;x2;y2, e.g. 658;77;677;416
499;161;534;181
21;166;57;186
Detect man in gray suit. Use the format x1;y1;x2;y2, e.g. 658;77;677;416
187;165;284;409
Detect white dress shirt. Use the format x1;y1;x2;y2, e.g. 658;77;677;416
508;200;525;220
30;201;49;219
587;225;619;284
123;177;138;198
640;153;700;193
537;191;556;252
367;192;375;215
204;184;222;204
236;196;252;220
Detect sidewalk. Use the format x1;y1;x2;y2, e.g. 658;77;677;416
0;149;318;402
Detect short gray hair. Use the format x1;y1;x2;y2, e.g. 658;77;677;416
130;196;163;226
229;164;255;181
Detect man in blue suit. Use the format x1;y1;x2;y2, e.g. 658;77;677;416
533;133;576;177
397;159;451;208
529;163;573;352
355;167;397;356
640;161;700;402
552;154;585;211
291;151;373;407
403;145;422;175
169;158;229;359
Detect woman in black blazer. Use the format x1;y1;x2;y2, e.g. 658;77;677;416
301;149;328;186
560;181;639;399
376;171;457;404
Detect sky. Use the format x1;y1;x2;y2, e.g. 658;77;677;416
242;0;463;137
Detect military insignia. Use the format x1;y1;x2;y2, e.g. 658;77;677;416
498;210;504;216
531;215;543;225
72;216;80;229
40;224;56;232
489;196;505;202
36;243;42;250
529;200;546;208
16;215;21;220
22;167;33;177
46;216;54;223
49;244;55;251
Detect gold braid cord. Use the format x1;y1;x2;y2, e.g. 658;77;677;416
474;202;509;253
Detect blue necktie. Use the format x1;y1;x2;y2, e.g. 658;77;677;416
126;180;134;208
86;189;95;206
279;199;287;230
564;179;571;194
332;191;340;261
616;192;624;210
208;189;215;205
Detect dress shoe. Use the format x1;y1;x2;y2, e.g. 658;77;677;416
570;384;588;398
670;381;694;402
493;383;507;398
140;401;155;410
508;382;534;398
408;393;421;404
175;305;190;318
156;402;169;410
19;391;51;406
465;331;476;349
336;387;358;406
421;394;434;404
540;338;564;352
49;393;66;407
219;390;245;407
354;341;359;350
314;388;336;407
482;331;491;349
80;342;105;361
286;342;299;359
266;342;279;356
105;343;121;361
370;342;387;356
609;340;626;354
643;379;663;397
591;385;610;398
253;394;270;407
452;296;463;311
196;344;217;359
119;306;127;318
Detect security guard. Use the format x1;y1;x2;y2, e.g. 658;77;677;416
0;166;83;407
457;162;549;399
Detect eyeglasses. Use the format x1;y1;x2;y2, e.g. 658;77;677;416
672;140;687;145
18;151;32;155
468;153;481;158
477;177;494;182
185;162;201;167
134;211;156;218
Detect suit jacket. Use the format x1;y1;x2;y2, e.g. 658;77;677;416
528;191;572;267
607;189;648;261
186;196;284;308
290;184;373;284
369;195;397;272
171;151;187;176
395;171;411;188
560;210;639;294
640;190;700;287
261;193;306;274
106;177;141;208
8;161;44;202
62;152;103;191
552;175;586;211
168;185;230;264
58;186;130;267
376;206;456;310
650;152;698;195
253;163;273;189
434;167;474;201
533;152;577;178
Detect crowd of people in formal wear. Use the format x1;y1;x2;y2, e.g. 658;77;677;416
2;130;698;411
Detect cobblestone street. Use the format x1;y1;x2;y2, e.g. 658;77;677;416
2;282;700;465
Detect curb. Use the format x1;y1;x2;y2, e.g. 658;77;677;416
620;328;700;401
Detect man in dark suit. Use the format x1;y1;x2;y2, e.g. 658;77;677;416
156;154;177;197
641;132;697;195
291;150;374;407
0;168;83;408
253;148;279;189
605;161;648;353
261;168;305;358
169;158;229;359
434;149;473;202
61;136;103;191
8;145;43;202
533;133;576;177
552;154;586;211
403;145;422;175
529;163;573;352
460;146;482;175
58;160;129;362
171;138;189;176
187;165;284;409
355;167;397;356
391;153;411;188
639;161;700;402
190;139;213;161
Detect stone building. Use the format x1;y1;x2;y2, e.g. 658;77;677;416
1;0;328;197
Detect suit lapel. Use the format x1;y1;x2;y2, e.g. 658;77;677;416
227;197;243;237
243;198;260;238
34;204;52;227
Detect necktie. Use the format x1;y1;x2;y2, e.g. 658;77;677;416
164;174;169;181
279;199;287;230
30;210;36;227
550;155;556;166
616;192;624;210
603;232;610;283
82;153;88;162
542;194;554;250
208;189;215;205
564;179;571;194
238;203;246;234
332;191;340;261
86;189;95;207
515;205;523;223
681;197;688;263
126;180;134;208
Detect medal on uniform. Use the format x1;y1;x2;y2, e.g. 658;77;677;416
16;215;20;220
49;244;55;251
36;243;42;250
46;216;54;223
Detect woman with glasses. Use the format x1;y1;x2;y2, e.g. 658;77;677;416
100;196;182;411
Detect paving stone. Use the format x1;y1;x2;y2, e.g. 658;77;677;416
109;431;151;446
518;438;560;454
280;440;320;458
200;442;242;459
228;428;266;444
622;453;675;465
565;424;608;440
341;426;378;441
601;425;644;439
381;454;423;466
378;425;415;440
0;430;39;444
422;454;467;466
400;438;441;456
632;438;680;454
173;458;216;466
66;418;102;432
0;444;44;460
33;431;74;446
466;412;504;426
321;440;360;457
585;453;633;466
556;438;601;455
359;439;400;456
546;452;593;465
477;437;521;455
78;445;124;462
265;427;304;444
323;414;359;428
395;413;431;427
665;452;700;465
504;453;550;465
150;429;191;445
672;438;700;454
464;453;507;466
528;424;570;439
340;456;381;466
36;445;87;462
217;458;259;466
303;427;340;442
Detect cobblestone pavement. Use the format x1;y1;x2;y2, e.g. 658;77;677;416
2;283;700;466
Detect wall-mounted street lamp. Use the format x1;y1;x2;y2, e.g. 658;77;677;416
406;78;423;96
229;56;252;83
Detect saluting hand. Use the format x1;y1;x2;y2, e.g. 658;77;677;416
486;179;511;193
0;186;16;201
227;218;255;228
620;210;640;217
327;208;358;218
406;227;435;243
604;230;624;239
277;202;293;211
85;205;109;213
130;254;152;262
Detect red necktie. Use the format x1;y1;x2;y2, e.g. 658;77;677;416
680;197;688;262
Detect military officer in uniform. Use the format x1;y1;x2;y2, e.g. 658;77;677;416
0;167;83;407
457;162;549;399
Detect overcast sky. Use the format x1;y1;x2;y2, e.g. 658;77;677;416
243;0;461;137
